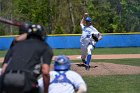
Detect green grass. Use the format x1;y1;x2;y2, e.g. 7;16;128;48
72;58;140;66
0;50;7;57
0;47;140;57
93;58;140;66
84;75;140;93
53;47;140;55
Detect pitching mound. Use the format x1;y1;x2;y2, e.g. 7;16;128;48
71;62;140;76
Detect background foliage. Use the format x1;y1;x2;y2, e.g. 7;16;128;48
0;0;140;35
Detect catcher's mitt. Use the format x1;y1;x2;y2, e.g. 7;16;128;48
92;34;98;42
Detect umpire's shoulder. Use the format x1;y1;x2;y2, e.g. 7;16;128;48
40;41;51;48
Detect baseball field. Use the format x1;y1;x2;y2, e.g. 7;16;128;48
0;47;140;93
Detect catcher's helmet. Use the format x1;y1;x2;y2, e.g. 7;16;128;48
27;24;46;40
54;55;71;71
85;16;92;22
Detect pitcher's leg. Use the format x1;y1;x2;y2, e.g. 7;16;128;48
85;45;93;70
80;45;87;64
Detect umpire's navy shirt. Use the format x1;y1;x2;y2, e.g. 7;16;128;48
4;38;53;72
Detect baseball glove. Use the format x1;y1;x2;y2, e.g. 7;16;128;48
92;34;98;42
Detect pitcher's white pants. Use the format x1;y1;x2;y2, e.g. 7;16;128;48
80;44;95;60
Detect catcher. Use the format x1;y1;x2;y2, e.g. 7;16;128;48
80;13;102;70
38;55;87;93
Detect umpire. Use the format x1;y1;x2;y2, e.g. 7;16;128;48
0;24;53;93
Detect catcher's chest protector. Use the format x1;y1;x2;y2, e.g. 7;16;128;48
50;71;75;88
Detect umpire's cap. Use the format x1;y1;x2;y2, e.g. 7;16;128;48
54;55;71;71
85;16;92;22
27;24;46;40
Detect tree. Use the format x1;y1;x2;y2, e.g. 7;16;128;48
0;0;140;35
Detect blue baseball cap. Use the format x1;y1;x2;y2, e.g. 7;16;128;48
85;17;92;22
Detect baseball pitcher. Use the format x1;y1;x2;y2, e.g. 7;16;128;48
80;13;102;70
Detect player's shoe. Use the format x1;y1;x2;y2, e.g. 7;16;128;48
81;59;86;65
85;65;90;70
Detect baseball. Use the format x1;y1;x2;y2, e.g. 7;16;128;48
84;13;89;16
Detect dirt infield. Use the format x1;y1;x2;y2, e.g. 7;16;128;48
68;54;140;76
1;54;140;76
66;54;140;60
71;62;140;76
